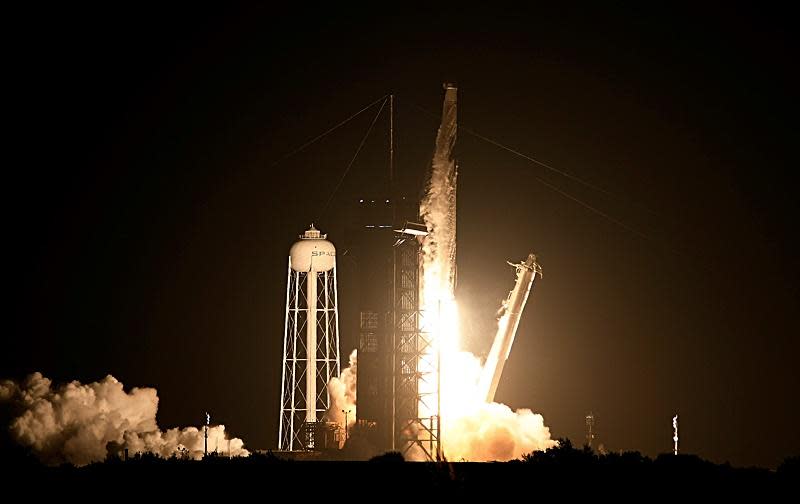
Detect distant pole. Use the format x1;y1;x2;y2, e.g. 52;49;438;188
342;409;351;442
389;94;394;187
205;412;210;458
672;414;679;455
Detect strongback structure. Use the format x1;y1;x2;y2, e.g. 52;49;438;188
279;225;341;451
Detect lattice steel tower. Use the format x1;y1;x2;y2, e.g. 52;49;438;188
279;224;341;450
392;227;440;460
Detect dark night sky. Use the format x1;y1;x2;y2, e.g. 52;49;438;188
4;5;798;468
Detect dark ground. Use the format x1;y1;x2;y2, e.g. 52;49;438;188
3;440;797;498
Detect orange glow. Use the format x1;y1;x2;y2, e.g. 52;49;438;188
419;263;555;461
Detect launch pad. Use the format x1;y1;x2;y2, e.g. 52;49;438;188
278;85;544;461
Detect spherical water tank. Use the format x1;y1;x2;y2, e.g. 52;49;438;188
290;224;336;272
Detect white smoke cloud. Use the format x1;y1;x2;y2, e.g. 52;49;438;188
437;347;557;461
124;424;246;461
446;403;554;461
0;372;249;466
326;350;357;432
0;379;17;401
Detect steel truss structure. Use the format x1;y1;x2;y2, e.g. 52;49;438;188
279;263;341;451
393;237;440;460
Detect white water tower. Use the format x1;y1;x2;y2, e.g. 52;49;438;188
278;224;341;450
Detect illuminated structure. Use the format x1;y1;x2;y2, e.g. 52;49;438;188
393;222;439;460
477;253;542;403
673;415;679;455
585;412;595;449
279;225;341;450
353;86;456;461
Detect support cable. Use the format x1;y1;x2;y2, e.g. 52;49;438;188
270;94;389;167
318;97;389;217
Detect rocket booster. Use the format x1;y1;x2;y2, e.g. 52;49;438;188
477;253;542;404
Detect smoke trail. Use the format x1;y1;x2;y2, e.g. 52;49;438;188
0;372;248;466
420;85;458;306
326;349;357;432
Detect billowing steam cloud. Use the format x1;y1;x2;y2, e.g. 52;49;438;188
447;403;554;461
326;349;357;430
438;348;555;461
0;372;248;466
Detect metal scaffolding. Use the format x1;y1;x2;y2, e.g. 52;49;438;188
279;247;341;451
392;233;440;460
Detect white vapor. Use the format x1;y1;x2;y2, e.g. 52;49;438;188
0;372;248;466
326;349;357;434
446;402;555;461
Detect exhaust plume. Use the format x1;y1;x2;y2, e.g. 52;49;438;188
420;84;458;306
0;372;248;466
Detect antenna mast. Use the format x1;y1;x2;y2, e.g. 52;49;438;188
204;412;210;458
390;94;395;226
